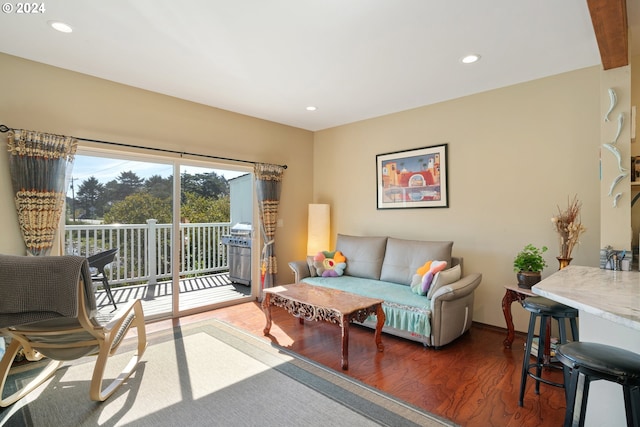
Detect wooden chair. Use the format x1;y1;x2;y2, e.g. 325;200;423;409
0;254;147;407
87;248;119;310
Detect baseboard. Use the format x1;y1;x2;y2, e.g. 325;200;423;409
471;321;528;338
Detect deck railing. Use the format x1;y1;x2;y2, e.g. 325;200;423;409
65;220;232;286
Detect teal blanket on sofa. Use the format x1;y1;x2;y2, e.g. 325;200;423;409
301;276;432;338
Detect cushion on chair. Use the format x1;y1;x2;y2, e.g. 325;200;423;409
0;255;92;327
0;254;147;407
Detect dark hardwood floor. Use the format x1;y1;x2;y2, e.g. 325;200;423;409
149;301;565;427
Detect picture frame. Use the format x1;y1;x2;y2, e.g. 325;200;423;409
376;144;448;209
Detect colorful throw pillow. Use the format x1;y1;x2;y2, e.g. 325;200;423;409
313;250;347;277
426;264;462;299
410;260;447;295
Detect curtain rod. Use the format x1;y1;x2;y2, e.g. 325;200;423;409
0;124;287;169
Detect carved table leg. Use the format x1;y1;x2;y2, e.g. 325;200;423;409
502;289;523;349
341;314;349;370
374;304;385;352
262;293;272;336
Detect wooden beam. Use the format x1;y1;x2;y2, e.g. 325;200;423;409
586;0;628;69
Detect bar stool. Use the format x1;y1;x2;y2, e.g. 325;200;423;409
518;296;579;407
556;342;640;427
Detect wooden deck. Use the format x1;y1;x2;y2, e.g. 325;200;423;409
95;272;253;319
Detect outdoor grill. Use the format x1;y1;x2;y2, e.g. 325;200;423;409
222;222;252;286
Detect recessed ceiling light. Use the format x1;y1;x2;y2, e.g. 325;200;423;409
306;106;317;111
461;54;480;64
48;21;73;33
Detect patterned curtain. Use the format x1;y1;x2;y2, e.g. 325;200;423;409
6;129;77;256
254;163;285;289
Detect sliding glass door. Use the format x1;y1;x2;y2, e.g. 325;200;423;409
66;151;254;320
176;164;254;314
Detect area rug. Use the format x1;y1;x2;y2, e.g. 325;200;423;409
0;319;456;426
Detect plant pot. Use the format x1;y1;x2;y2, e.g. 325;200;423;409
516;271;541;289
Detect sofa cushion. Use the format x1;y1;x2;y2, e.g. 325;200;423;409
427;264;462;299
301;275;432;338
380;238;453;286
335;234;387;280
312;250;347;277
410;260;448;295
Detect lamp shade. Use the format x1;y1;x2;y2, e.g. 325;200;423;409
307;204;330;256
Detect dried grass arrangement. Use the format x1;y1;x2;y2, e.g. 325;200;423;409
7;129;77;255
551;195;586;259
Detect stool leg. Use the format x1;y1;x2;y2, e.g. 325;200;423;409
563;367;578;427
556;317;570;400
563;368;591;427
557;317;567;345
575;372;590;427
519;312;538;406
569;317;579;342
623;385;640;427
535;315;549;395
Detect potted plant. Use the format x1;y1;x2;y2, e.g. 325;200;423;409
513;244;548;288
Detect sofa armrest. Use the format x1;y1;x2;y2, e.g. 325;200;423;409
429;272;482;348
430;272;481;304
451;256;463;272
288;260;311;283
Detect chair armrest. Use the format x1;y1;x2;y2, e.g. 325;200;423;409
288;260;311;283
101;298;141;332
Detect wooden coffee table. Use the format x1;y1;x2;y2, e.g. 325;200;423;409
262;283;385;370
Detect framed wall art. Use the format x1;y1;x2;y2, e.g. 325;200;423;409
376;144;448;209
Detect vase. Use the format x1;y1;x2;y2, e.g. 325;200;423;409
557;257;572;270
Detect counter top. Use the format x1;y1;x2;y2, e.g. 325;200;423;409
532;265;640;331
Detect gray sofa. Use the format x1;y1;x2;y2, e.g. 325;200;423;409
288;234;482;348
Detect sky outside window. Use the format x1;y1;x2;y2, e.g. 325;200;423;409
68;155;245;196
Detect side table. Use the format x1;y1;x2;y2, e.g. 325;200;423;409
502;285;536;349
502;285;551;362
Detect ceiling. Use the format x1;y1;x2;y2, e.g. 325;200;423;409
0;1;638;131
